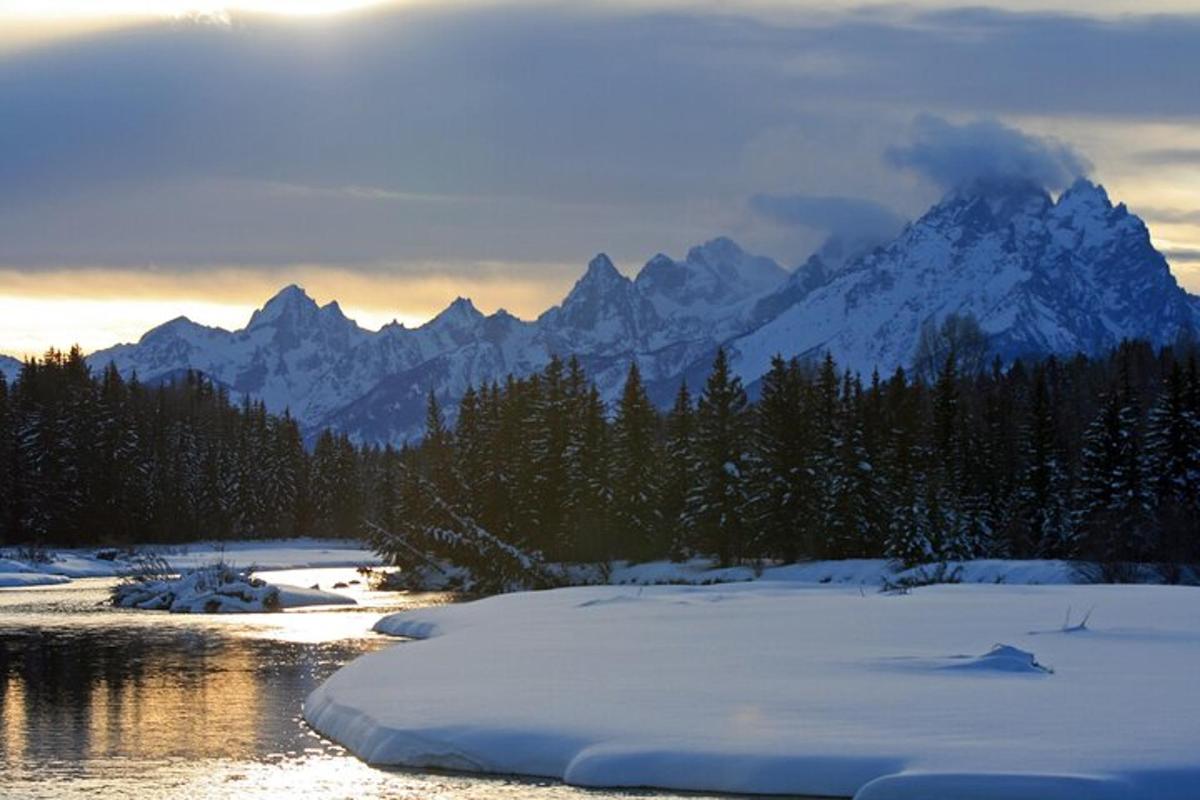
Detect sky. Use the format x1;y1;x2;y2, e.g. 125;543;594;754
1;0;1199;357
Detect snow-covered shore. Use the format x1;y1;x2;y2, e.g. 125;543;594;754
306;580;1200;800
0;538;379;588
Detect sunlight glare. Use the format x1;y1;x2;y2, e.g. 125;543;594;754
0;1;389;18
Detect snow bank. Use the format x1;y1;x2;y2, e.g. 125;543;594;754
0;567;71;588
113;564;354;613
0;538;377;587
307;582;1200;799
602;557;1082;587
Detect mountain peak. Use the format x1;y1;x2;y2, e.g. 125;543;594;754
685;236;745;266
1055;177;1112;213
583;253;623;283
247;284;319;330
426;296;484;330
138;315;203;344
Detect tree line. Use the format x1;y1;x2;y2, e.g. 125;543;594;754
2;340;1198;575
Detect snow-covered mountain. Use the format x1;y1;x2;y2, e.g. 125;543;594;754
0;354;21;383
83;180;1199;444
724;178;1199;384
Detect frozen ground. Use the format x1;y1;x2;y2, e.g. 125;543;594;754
307;581;1200;800
0;538;379;588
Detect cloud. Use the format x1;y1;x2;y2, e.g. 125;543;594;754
748;193;906;246
1163;248;1200;263
885;114;1091;192
1140;208;1200;225
1132;148;1200;165
0;3;1198;273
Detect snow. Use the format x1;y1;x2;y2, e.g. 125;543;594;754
0;352;21;382
112;563;356;613
600;556;1082;587
0;538;378;588
82;180;1198;446
0;566;71;588
306;581;1200;799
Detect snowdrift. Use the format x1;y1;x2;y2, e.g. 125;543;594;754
306;582;1200;799
112;564;354;613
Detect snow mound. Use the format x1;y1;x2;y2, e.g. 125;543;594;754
941;644;1052;674
0;570;71;588
273;583;358;609
307;582;1200;799
113;564;354;613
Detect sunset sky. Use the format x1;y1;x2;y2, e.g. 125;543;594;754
1;0;1198;357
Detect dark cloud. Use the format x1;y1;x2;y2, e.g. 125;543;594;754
748;193;906;244
0;4;1197;271
885;115;1091;193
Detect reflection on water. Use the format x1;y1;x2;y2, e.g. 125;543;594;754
0;574;720;800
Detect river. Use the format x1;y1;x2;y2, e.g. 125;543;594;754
0;569;727;800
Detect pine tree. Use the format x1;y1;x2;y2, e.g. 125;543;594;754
422;389;458;506
1075;366;1152;564
687;348;751;566
749;355;808;562
661;381;696;560
610;362;662;561
881;369;934;565
929;349;973;560
564;386;612;562
828;374;878;557
1144;360;1200;561
810;353;841;558
1013;367;1073;557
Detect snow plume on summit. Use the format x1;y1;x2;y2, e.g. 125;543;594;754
749;193;907;264
887;114;1092;194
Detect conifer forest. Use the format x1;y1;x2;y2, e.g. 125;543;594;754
2;341;1197;576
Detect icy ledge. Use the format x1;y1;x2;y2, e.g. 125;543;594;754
305;582;1200;800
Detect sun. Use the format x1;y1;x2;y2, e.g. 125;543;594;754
0;1;389;17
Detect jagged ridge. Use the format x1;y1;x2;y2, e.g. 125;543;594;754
84;181;1199;444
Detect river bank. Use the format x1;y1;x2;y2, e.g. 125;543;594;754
308;579;1200;800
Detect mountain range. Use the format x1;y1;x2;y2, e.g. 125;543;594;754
7;178;1194;444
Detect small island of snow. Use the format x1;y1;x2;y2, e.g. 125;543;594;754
113;562;354;613
305;581;1200;800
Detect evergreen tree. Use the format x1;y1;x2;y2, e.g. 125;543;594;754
1144;360;1200;561
828;374;878;557
1013;367;1073;557
687;348;751;566
881;369;934;565
1075;367;1152;564
564;386;612;562
749;356;808;562
661;381;696;560
610;362;661;561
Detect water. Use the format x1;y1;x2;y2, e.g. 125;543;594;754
0;571;726;800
